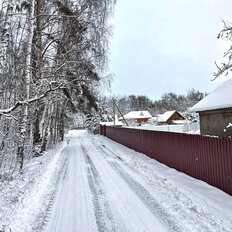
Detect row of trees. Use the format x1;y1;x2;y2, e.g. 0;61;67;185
0;0;116;177
102;89;206;117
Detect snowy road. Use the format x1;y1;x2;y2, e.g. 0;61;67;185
44;130;232;232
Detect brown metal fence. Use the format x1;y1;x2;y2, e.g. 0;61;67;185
101;126;232;196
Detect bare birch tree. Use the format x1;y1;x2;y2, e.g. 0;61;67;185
0;0;116;175
17;0;35;169
0;0;14;72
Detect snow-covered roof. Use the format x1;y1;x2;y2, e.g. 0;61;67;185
190;79;232;112
120;111;152;120
157;111;176;122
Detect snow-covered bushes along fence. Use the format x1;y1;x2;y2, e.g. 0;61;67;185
101;126;232;196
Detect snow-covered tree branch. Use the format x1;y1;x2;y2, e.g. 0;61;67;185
214;20;232;79
0;0;116;174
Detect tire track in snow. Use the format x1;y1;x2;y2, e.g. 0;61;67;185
45;138;99;232
80;145;117;232
6;145;70;232
93;138;232;232
34;147;70;232
92;142;181;232
97;147;183;232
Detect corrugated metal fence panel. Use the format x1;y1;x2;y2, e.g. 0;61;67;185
104;126;232;195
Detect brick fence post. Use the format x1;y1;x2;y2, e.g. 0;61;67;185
103;125;106;136
100;125;103;135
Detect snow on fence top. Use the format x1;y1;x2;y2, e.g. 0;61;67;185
190;79;232;112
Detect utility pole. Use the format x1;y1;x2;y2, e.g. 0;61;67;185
114;101;129;127
113;99;116;126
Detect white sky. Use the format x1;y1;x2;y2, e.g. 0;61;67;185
108;0;232;99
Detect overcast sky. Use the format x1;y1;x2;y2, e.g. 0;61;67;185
107;0;232;100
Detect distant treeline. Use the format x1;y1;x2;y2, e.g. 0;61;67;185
84;89;204;133
104;89;206;116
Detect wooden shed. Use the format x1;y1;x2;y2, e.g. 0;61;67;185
190;79;232;137
157;111;186;125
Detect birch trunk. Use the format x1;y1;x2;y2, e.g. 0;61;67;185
17;0;35;169
0;0;14;72
40;100;48;153
41;97;54;153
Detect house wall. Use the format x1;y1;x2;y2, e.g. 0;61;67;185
199;108;232;137
135;118;149;124
119;118;148;125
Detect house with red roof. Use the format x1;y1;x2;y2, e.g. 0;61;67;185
119;111;152;125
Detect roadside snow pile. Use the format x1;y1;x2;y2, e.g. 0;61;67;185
0;142;67;232
95;135;232;230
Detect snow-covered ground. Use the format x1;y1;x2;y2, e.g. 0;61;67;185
1;130;232;231
134;122;200;134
